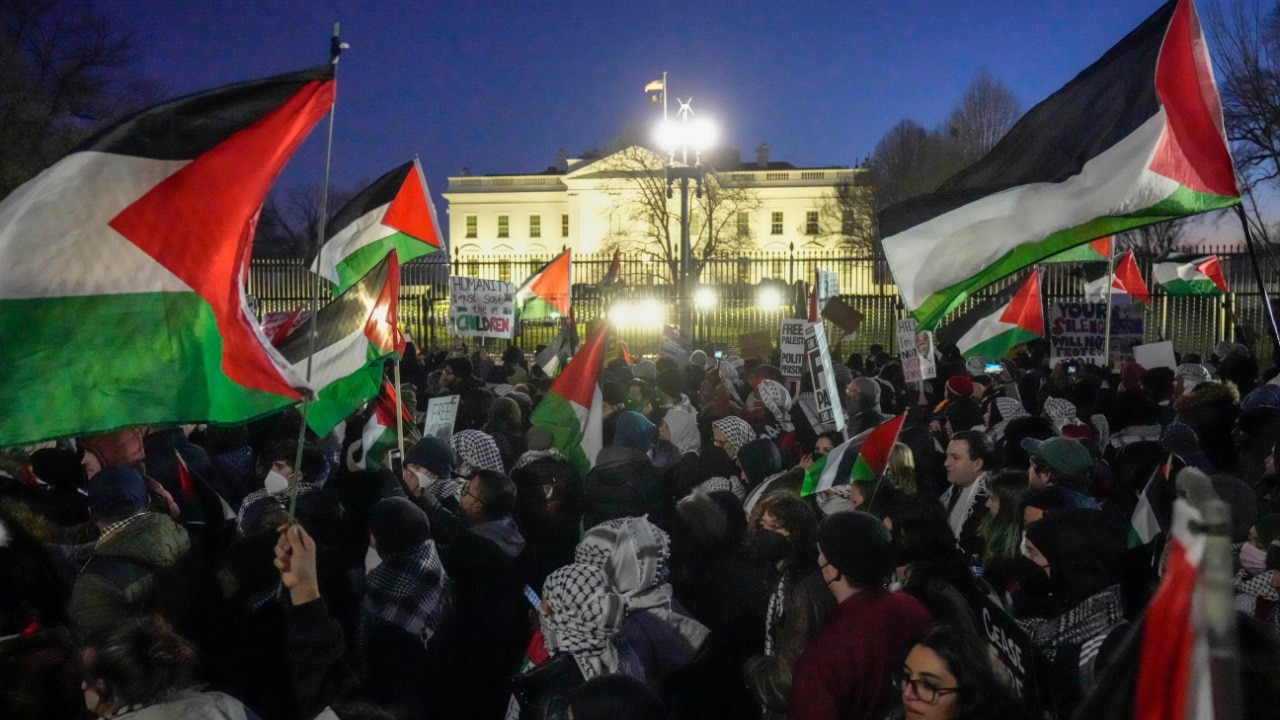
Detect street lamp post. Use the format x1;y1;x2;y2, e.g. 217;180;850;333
656;98;715;344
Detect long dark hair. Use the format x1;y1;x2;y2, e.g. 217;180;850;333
909;625;1023;720
79;615;197;709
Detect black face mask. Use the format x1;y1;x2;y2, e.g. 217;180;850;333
1266;542;1280;571
746;528;792;563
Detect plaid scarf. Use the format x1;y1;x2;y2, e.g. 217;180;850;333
757;380;795;432
541;563;627;679
451;430;504;476
712;416;755;455
361;539;450;651
1017;584;1124;663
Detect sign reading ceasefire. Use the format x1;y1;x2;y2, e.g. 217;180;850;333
449;276;515;339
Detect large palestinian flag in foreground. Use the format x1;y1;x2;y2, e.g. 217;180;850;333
516;249;571;320
881;0;1239;329
938;269;1043;360
0;66;335;448
529;320;606;474
275;253;404;437
312;159;442;293
1153;251;1227;295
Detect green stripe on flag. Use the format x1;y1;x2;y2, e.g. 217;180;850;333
962;326;1041;361
0;292;296;447
529;391;591;475
911;186;1239;329
1159;278;1222;296
333;233;438;293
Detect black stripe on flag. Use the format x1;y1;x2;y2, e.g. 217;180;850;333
326;161;415;241
934;272;1029;348
76;65;334;160
880;1;1175;238
275;254;390;365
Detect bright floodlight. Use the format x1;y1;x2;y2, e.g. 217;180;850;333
694;286;717;311
757;285;784;312
609;301;636;327
654;117;717;154
610;299;666;328
638;298;666;326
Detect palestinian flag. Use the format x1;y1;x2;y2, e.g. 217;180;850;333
1135;497;1212;719
516;249;571;320
260;307;309;344
595;248;621;289
1043;237;1112;263
360;379;418;470
937;269;1043;360
802;414;905;495
1131;454;1172;544
312;159;442;293
529;321;607;474
534;319;578;377
1153;251;1227;295
1083;251;1152;304
0;65;335;448
881;0;1239;329
275;253;404;437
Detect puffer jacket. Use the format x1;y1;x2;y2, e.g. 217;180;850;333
68;512;191;637
582;446;667;529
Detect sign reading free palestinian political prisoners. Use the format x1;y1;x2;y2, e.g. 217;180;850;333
803;322;847;434
779;319;808;379
449;276;515;339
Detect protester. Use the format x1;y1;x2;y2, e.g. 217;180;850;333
940;430;992;559
892;625;1031;720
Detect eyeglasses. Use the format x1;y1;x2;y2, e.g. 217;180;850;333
462;487;484;504
893;669;959;705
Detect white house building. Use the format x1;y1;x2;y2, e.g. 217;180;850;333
442;144;867;263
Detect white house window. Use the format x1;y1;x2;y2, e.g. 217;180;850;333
530;215;541;238
497;215;509;238
806;211;819;235
465;215;477;239
771;211;784;235
561;214;569;237
737;211;749;237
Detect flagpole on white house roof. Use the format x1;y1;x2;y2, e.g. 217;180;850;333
290;22;345;524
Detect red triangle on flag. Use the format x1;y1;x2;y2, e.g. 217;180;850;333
373;380;413;428
1090;237;1111;258
530;250;572;316
382;165;441;248
998;268;1044;335
1195;256;1228;293
1114;251;1151;305
549;321;607;409
109;78;334;399
365;252;405;356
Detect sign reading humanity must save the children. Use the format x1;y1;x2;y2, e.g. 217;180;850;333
449;276;515;339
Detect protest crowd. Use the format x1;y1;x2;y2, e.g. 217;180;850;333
6;333;1280;720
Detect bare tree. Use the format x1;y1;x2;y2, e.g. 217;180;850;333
1115;218;1188;255
597;145;758;284
943;68;1023;165
253;181;361;259
0;0;158;199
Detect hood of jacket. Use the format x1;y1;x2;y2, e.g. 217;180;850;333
95;512;190;568
469;515;526;558
1174;381;1240;413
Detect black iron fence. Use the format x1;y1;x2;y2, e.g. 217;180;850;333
247;244;1280;360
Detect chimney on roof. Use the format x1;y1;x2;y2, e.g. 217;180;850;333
756;143;769;169
459;166;471;177
555;149;568;173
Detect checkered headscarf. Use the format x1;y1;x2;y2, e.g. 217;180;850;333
450;430;504;476
540;563;627;679
361;539;450;651
712;416;756;455
756;380;795;432
718;360;744;403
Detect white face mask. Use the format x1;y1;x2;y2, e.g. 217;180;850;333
1240;542;1267;575
263;470;290;495
412;469;435;491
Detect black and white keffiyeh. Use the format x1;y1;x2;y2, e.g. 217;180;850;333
717;360;744;403
540;563;627;679
450;429;504;476
756;380;795;432
712;416;756;455
696;475;746;500
514;447;567;470
361;539;450;651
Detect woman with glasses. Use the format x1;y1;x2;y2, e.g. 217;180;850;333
892;625;1029;720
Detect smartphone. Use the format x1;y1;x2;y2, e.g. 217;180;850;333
523;585;542;609
714;350;724;359
1067;364;1079;374
984;362;1002;374
387;449;404;479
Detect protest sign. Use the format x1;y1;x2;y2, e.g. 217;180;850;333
1134;340;1176;371
448;276;515;339
803;322;847;433
961;586;1039;714
897;318;937;383
422;395;460;442
739;329;774;362
778;319;808;378
815;270;839;313
661;325;690;365
820;297;863;339
1048;302;1106;364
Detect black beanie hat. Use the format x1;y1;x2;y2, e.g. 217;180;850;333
369;497;431;558
405;436;453;479
817;511;895;588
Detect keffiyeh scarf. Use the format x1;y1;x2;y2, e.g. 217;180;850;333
540;563;628;679
362;539;450;650
451;429;504;476
1043;397;1080;431
988;396;1029;444
756;380;795;432
697;475;746;500
712;416;756;456
718;360;744;403
514;447;567;470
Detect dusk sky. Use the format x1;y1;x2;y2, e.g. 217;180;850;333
102;0;1236;242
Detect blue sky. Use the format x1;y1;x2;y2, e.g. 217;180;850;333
104;0;1238;242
